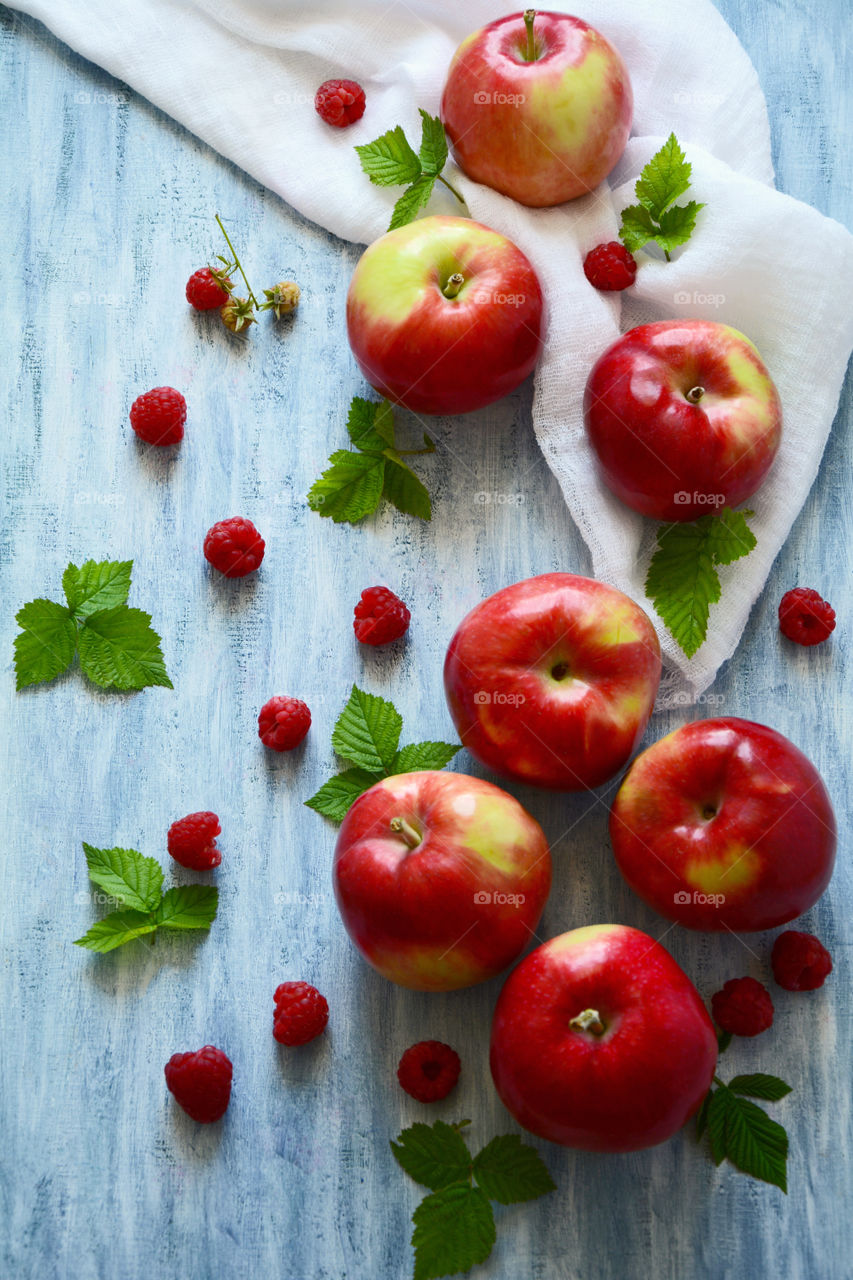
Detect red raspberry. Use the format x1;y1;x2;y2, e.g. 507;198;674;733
771;930;833;991
314;79;366;128
711;977;774;1037
397;1041;461;1103
164;1045;232;1123
583;241;637;291
273;982;329;1045
185;267;231;311
203;517;265;578
129;386;186;446
167;811;221;870
258;695;311;751
353;586;411;646
778;588;836;646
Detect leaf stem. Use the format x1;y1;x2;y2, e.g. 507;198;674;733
436;172;465;206
215;215;258;307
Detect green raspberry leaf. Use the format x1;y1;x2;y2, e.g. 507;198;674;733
82;842;163;912
373;400;396;447
707;1086;730;1167
696;1089;712;1142
635;132;691;218
418;110;448;176
618;203;659;254
655;200;706;252
728;1074;793;1102
331;685;402;772
389;175;437;231
645;508;757;658
472;1134;556;1204
382;451;432;520
411;1183;496;1280
347;397;391;454
14;598;77;689
355;125;422;188
391;1121;472;1191
73;909;158;953
392;742;460;774
77;605;173;691
62;559;133;618
154;885;219;930
304;767;384;823
307;450;385;524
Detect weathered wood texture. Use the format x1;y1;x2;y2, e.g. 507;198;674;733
0;2;850;1277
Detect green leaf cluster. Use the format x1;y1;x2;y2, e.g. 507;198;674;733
698;1073;792;1193
355;110;464;231
619;133;706;259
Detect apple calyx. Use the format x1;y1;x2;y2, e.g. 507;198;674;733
522;9;539;62
685;385;705;404
390;816;423;849
442;272;465;300
568;1008;606;1036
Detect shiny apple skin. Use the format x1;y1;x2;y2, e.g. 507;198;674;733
610;718;836;931
490;925;717;1151
583;320;783;521
444;573;661;790
332;771;551;991
441;11;632;206
345;216;543;415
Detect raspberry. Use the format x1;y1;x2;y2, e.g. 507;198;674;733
583;241;637;291
314;79;366;128
273;982;329;1045
711;977;774;1037
778;588;836;647
771;930;833;991
397;1041;461;1103
167;811;221;870
220;295;256;333
185;267;231;311
164;1045;232;1123
203;517;265;578
129;386;186;446
258;695;311;751
353;586;411;646
262;281;300;318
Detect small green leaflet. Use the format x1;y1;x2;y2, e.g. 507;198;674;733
391;1120;555;1280
698;1074;792;1193
14;559;172;692
308;396;434;525
645;508;757;658
305;686;460;822
355;110;465;231
619;133;706;260
74;843;218;954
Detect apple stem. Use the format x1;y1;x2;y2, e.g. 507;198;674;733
569;1008;606;1036
390;816;422;849
437;172;466;206
442;272;465;300
523;9;538;62
686;386;705;404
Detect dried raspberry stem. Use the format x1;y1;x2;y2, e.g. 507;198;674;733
215;214;258;308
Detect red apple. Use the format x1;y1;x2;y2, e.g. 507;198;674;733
443;573;661;790
610;718;836;931
332;770;551;991
441;9;632;207
583;320;782;521
490;925;717;1151
346;215;543;415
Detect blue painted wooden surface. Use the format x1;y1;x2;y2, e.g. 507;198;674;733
0;3;850;1278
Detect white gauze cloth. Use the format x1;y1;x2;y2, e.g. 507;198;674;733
11;0;853;704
